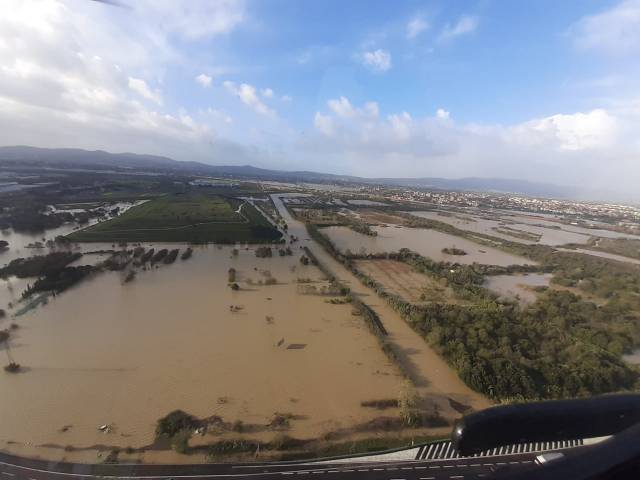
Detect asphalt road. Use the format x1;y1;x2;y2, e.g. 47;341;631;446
0;450;545;480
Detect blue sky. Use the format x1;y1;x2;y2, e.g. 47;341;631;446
1;0;639;195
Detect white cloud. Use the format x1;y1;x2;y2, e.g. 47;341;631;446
128;77;162;104
439;15;478;41
305;97;639;194
281;95;292;102
362;49;392;72
328;96;356;118
195;73;212;87
0;0;255;163
364;101;379;118
436;108;450;120
407;15;429;39
314;112;334;136
261;88;274;98
223;81;275;116
206;107;232;124
571;0;640;55
388;112;412;141
514;109;618;151
326;97;379;120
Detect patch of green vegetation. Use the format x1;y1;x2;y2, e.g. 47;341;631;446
492;226;542;242
67;193;282;243
442;247;467;256
0;252;82;278
156;410;199;438
582;237;640;261
291;435;445;460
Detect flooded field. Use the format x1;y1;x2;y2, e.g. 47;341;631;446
354;260;455;304
484;273;552;304
321;225;533;266
0;201;140;266
0;246;402;462
408;211;591;246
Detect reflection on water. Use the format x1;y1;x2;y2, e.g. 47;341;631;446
484;273;551;304
321;225;533;266
0;246;401;461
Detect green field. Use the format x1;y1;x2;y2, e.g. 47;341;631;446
68;193;282;243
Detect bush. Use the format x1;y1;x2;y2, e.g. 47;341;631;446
398;381;421;427
172;429;192;454
255;247;272;258
155;410;198;438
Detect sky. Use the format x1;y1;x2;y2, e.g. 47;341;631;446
0;0;639;195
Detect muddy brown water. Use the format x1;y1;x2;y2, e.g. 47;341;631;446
0;246;403;461
274;195;490;411
320;225;533;267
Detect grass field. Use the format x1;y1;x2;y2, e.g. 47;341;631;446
68;193;283;243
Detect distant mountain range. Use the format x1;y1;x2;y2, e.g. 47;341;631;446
0;145;591;200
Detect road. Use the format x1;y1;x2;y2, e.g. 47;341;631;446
270;194;489;416
0;447;559;480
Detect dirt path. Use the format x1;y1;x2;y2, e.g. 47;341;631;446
271;194;491;417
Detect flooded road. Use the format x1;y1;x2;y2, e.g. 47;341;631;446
320;225;533;267
272;195;490;416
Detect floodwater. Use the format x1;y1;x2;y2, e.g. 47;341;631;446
484;273;552;304
0;246;402;461
504;213;640;241
0;201;140;266
408;211;590;246
321;225;533;266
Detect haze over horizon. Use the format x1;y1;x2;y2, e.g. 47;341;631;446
0;1;639;195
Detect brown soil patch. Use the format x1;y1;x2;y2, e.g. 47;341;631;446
358;210;407;225
354;259;454;304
